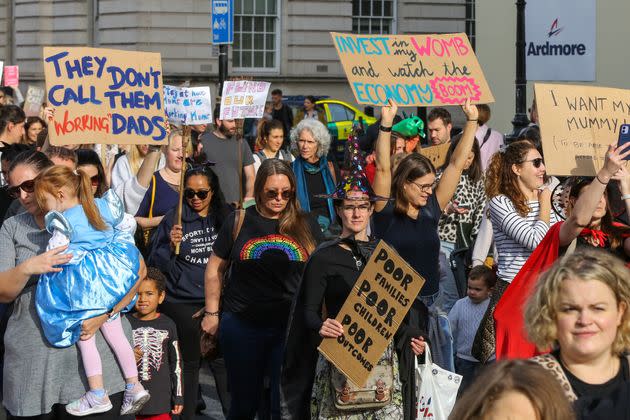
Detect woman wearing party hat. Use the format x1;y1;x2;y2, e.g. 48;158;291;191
281;132;427;420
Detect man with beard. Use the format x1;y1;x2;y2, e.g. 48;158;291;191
427;107;453;146
199;107;255;206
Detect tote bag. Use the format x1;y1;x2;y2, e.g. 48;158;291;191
415;346;462;420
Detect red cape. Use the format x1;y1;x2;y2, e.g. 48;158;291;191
494;222;563;359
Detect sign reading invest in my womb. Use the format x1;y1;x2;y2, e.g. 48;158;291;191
331;32;494;107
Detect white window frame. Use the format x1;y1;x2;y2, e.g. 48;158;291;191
232;0;281;74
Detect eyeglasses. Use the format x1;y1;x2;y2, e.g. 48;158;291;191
90;175;100;187
184;189;211;200
342;204;371;212
264;189;293;201
410;180;438;193
8;179;35;198
522;158;544;168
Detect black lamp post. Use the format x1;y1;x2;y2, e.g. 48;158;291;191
506;0;530;142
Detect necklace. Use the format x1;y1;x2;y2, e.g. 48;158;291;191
351;253;363;271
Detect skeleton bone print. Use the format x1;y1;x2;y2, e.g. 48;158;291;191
133;327;170;381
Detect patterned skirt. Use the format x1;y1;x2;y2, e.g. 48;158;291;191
310;344;404;419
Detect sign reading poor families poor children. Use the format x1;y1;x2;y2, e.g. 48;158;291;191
164;85;213;125
220;80;271;120
43;47;166;145
319;241;425;387
535;83;630;176
331;32;493;107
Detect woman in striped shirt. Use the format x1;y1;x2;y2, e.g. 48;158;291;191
472;140;558;362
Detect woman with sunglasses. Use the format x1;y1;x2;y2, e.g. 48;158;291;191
0;150;132;418
76;148;109;198
471;139;559;363
135;130;188;256
148;163;231;420
202;159;323;419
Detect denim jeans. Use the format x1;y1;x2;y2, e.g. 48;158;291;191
437;241;459;314
219;312;285;420
455;357;482;396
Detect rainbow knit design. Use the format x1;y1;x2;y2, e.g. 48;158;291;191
239;234;307;262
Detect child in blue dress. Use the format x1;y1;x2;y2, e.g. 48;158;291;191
34;165;150;416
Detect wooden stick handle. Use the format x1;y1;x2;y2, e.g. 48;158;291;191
174;126;191;255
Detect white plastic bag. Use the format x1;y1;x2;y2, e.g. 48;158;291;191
415;346;462;419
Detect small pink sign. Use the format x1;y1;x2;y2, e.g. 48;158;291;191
4;66;19;87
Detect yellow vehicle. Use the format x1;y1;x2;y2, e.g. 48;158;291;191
316;99;377;160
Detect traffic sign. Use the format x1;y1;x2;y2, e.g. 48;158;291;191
211;0;233;45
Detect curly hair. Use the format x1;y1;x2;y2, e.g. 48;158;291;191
485;140;538;217
525;248;630;355
450;360;574;420
289;119;331;158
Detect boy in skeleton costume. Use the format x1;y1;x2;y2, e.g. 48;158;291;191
130;268;184;419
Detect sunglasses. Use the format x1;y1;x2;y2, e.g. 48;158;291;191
8;179;35;198
522;158;544;168
264;189;293;201
184;189;211;200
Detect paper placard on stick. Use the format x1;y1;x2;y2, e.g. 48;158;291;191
220;80;271;120
318;240;425;387
331;32;493;107
43;47;166;145
24;85;46;117
535;83;630;176
3;66;18;87
420;142;451;169
164;85;213;125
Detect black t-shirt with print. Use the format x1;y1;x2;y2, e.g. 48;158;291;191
213;206;323;326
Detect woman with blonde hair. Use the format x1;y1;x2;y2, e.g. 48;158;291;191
526;249;630;418
202;159;323;418
450;360;574;420
471;139;559;362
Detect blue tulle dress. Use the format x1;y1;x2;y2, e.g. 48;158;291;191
36;190;141;348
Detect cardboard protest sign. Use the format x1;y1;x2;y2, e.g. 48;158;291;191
164;85;213;125
43;47;166;145
535;83;630;176
220;80;271;120
24;85;46;117
319;240;425;387
3;66;18;87
420;142;451;169
331;32;493;107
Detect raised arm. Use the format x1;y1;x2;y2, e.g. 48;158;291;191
435;99;478;210
559;143;630;247
372;99;398;212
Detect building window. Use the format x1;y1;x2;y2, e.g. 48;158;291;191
233;0;279;71
465;0;476;50
352;0;395;34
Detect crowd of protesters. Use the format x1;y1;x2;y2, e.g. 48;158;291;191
0;79;629;420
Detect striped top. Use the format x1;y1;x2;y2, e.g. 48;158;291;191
489;195;558;283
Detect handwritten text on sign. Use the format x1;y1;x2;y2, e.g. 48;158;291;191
24;86;46;117
43;47;166;145
319;241;425;387
331;32;494;107
164;85;213;125
535;83;630;176
220;80;271;120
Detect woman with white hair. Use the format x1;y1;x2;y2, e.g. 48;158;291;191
291;119;338;235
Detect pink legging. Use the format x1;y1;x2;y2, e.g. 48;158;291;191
76;315;138;379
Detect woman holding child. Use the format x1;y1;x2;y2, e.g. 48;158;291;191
0;150;131;418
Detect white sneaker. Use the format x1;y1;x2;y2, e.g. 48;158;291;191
66;391;113;416
120;382;150;415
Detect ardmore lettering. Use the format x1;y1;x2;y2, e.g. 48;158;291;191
527;41;586;56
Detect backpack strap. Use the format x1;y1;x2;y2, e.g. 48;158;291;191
232;209;246;243
530;354;577;401
479;127;492;149
148;175;157;218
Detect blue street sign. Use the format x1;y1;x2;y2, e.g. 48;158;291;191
211;0;233;45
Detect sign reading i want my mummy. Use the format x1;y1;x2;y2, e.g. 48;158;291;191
526;0;595;81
